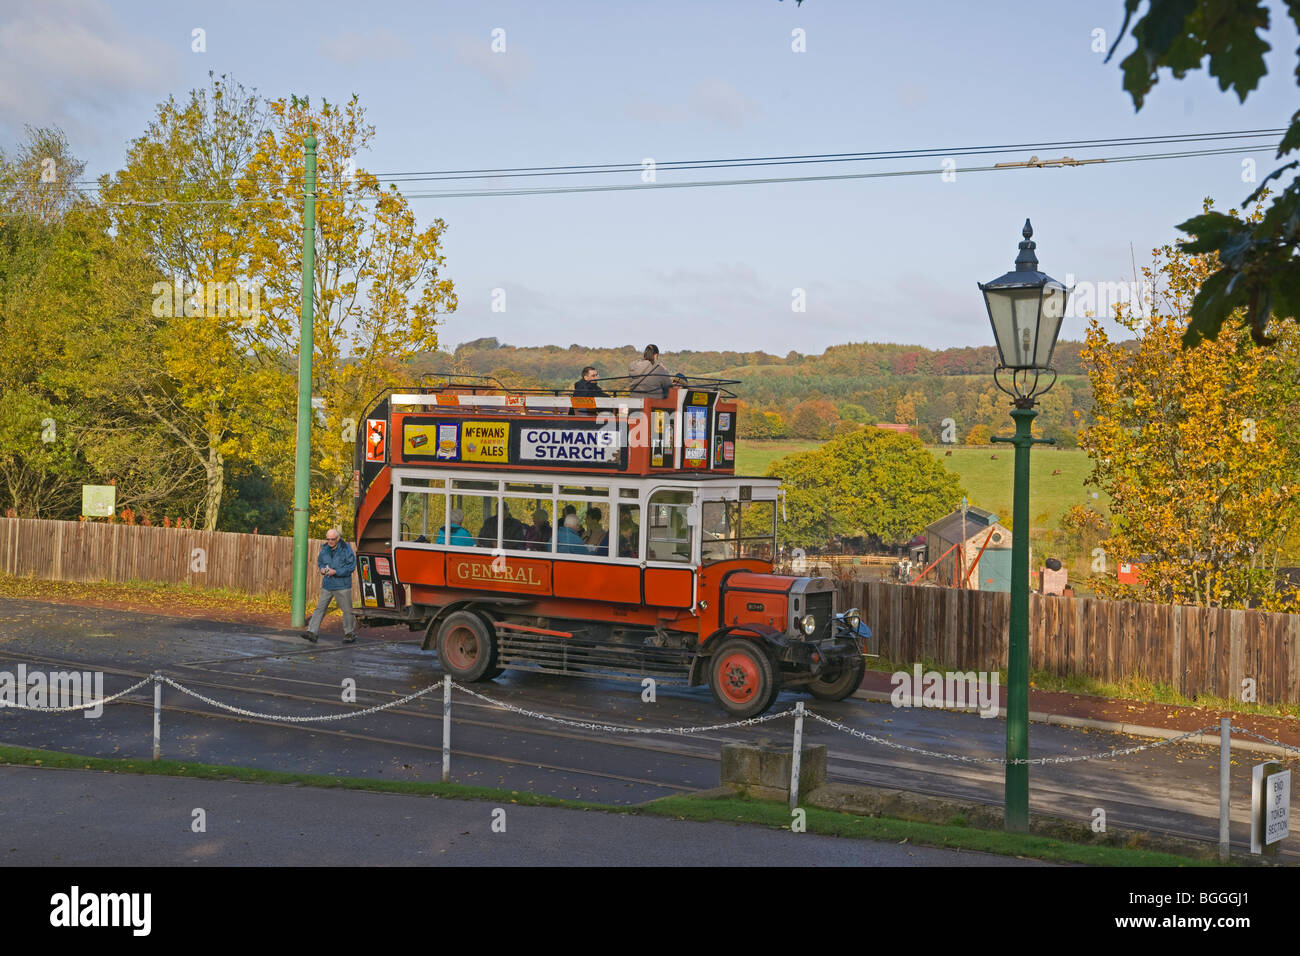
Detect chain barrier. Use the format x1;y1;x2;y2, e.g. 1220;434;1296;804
156;675;441;723
804;710;1225;766
0;675;155;713
1229;724;1300;757
451;681;796;734
7;670;1297;767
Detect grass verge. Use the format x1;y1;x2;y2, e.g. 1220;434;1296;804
0;744;1220;866
1026;670;1300;722
862;651;1300;722
0;573;289;618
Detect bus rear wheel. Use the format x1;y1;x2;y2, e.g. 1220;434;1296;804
807;655;866;701
709;639;777;719
436;611;498;682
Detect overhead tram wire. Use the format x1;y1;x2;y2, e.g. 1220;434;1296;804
356;143;1273;201
66;127;1284;190
84;142;1273;207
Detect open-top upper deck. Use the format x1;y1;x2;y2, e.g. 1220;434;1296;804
355;374;744;482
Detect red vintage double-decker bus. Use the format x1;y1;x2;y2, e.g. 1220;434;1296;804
349;375;869;717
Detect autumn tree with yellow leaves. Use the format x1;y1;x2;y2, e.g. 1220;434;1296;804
238;94;456;536
1081;206;1300;610
98;75;277;530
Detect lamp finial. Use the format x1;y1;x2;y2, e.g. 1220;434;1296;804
1015;219;1038;272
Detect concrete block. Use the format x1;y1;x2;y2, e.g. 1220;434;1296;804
721;741;827;797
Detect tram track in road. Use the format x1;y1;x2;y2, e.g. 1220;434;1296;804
5;647;1289;858
2;651;727;764
0;651;718;792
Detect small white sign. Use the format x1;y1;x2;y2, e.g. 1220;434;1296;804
1252;762;1291;852
81;485;115;518
520;427;617;463
1266;769;1290;845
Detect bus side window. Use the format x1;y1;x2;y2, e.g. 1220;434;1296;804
616;504;641;559
399;489;434;543
647;490;692;563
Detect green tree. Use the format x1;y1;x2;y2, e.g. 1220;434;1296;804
1107;1;1300;346
767;428;964;547
0;127;194;519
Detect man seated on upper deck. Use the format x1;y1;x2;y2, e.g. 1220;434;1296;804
628;344;672;399
574;366;607;398
570;366;607;417
558;513;588;554
434;508;475;547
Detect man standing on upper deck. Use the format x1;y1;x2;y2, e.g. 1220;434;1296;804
628;344;672;398
302;528;357;644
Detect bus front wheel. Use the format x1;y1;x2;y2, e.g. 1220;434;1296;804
708;639;777;719
436;611;498;682
807;655;865;701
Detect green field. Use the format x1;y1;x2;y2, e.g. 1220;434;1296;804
928;446;1109;531
736;440;1107;532
734;440;821;476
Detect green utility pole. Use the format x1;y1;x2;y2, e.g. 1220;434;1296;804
992;405;1052;831
291;128;318;627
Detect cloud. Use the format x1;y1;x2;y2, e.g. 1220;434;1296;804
452;32;535;92
0;0;176;142
319;28;412;65
688;78;762;130
624;79;763;131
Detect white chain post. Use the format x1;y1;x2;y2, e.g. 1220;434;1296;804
152;675;162;761
442;675;452;783
1219;716;1230;862
790;699;805;811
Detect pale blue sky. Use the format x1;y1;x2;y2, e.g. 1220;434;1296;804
4;0;1295;354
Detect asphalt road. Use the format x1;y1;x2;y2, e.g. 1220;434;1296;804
1;599;1296;861
0;765;1039;866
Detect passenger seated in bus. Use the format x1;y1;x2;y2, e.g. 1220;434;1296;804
582;507;604;547
502;505;529;549
524;508;552;551
558;513;588;554
617;512;640;559
628;344;671;398
478;504;527;549
434;508;475;547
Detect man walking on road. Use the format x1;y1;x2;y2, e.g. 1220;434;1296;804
302;528;357;644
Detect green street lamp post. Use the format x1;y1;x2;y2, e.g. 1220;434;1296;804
291;128;318;627
978;219;1069;832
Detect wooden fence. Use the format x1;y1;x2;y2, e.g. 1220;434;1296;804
4;518;1298;705
837;580;1300;706
0;518;326;600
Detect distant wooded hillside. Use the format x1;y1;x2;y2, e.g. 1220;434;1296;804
413;338;1096;445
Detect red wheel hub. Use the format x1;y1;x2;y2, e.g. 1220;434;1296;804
717;651;758;704
443;626;479;672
